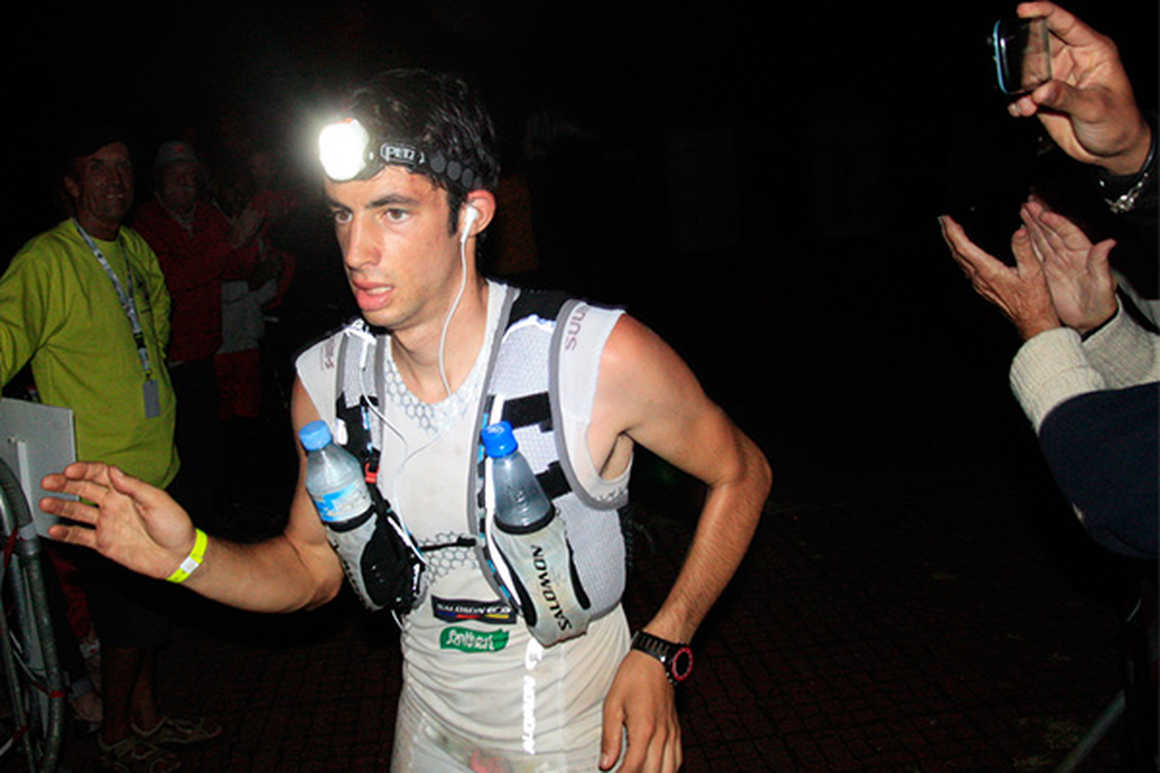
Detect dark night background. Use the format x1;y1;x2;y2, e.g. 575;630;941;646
5;1;1153;490
1;2;1159;769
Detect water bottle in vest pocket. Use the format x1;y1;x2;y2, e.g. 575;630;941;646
482;421;591;646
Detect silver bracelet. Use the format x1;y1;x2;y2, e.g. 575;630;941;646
1099;128;1157;214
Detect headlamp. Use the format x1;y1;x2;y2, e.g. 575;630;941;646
318;116;480;188
318;117;427;182
319;118;373;181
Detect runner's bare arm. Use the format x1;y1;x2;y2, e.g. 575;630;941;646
596;315;771;773
43;377;344;613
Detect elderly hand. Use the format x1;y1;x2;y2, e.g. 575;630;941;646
940;215;1061;340
1020;198;1118;333
1007;2;1152;175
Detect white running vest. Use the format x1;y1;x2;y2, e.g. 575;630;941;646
296;282;633;769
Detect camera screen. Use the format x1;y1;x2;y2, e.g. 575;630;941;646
991;17;1052;96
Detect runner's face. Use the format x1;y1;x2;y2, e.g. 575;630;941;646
324;166;461;333
68;142;133;237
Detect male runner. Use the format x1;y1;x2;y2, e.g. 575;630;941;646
43;69;771;772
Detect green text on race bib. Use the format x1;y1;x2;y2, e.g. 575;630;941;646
440;626;510;653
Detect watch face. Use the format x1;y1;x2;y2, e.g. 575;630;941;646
670;645;694;682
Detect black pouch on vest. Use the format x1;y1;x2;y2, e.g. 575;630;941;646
361;487;427;614
323;481;427;615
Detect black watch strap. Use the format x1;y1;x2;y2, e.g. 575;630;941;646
631;630;694;684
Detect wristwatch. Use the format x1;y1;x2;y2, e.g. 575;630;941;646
631;630;694;685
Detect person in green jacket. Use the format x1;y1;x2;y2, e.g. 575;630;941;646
0;128;216;772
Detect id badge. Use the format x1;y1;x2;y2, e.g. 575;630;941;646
143;378;161;418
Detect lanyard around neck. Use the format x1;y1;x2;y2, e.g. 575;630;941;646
73;219;153;377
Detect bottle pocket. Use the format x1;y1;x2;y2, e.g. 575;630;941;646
491;511;591;647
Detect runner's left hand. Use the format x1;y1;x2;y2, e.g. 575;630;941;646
600;650;682;772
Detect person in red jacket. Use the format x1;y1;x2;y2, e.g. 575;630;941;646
132;141;264;533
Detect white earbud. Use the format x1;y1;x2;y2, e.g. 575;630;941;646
460;204;480;247
442;203;481;398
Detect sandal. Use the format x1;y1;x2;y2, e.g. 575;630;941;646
98;735;181;773
132;714;222;746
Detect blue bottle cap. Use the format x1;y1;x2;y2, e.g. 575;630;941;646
480;421;517;458
299;420;333;451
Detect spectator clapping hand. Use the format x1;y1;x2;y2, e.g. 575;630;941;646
939;214;1062;340
229;205;265;248
1020;197;1119;334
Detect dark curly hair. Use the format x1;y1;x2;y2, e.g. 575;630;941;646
344;69;500;233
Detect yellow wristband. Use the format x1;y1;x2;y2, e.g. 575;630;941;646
166;528;207;584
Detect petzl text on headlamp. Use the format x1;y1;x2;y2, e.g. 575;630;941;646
318;117;479;188
318;117;427;182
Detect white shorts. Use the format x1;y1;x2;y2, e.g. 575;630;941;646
393;567;630;771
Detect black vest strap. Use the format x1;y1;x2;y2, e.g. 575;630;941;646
507;289;570;326
500;392;552;432
536;462;570;501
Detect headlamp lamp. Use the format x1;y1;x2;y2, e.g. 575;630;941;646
318;117;427;182
318;116;480;188
319;118;371;181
